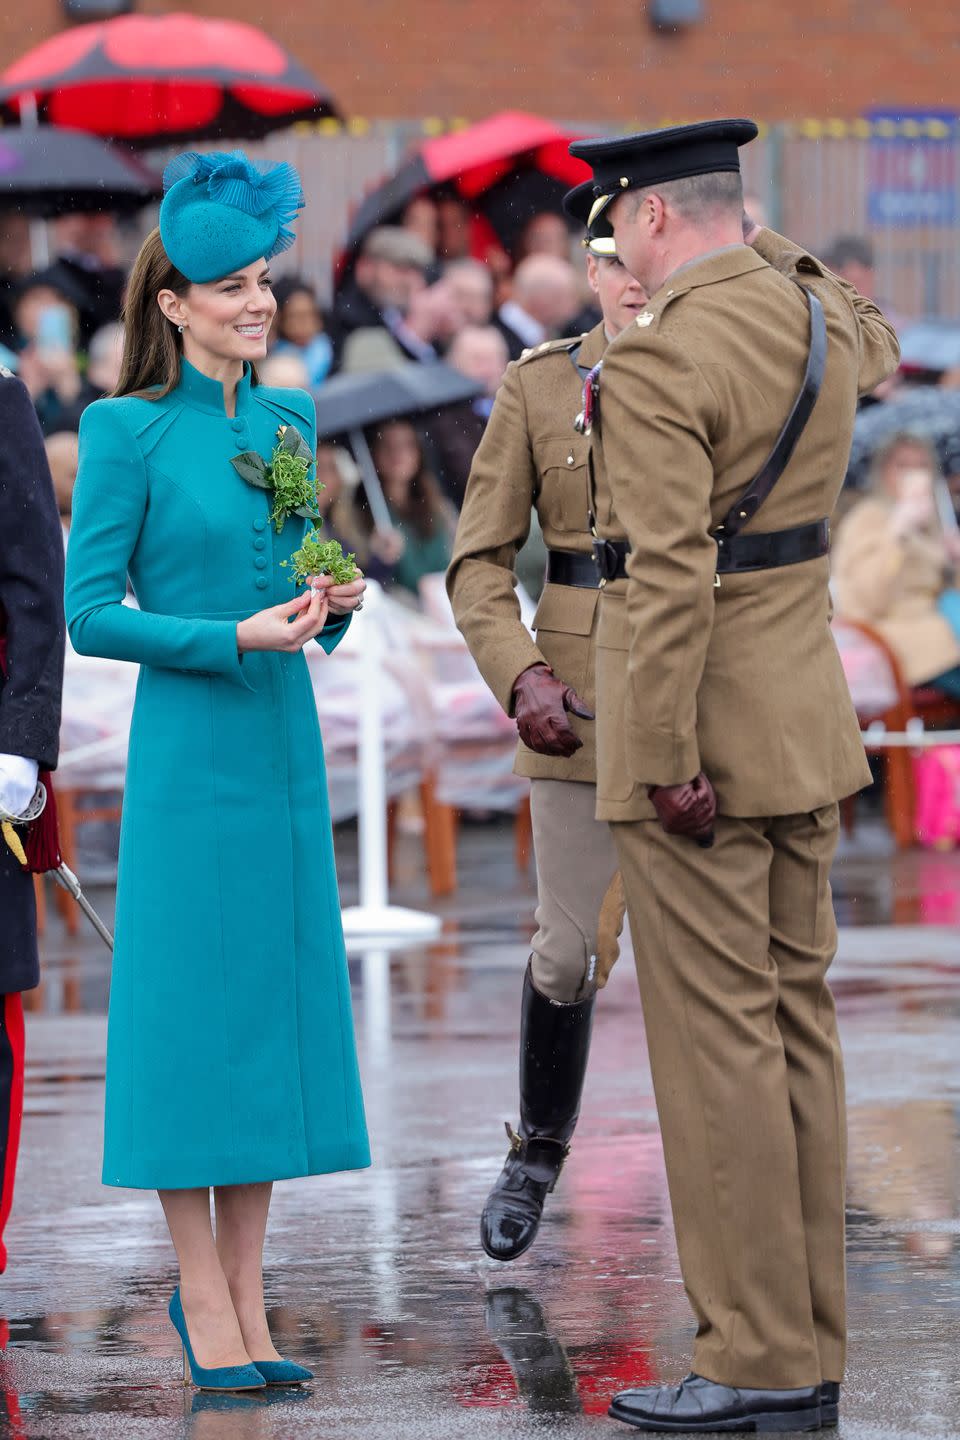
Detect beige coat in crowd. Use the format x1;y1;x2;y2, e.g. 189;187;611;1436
832;497;960;685
590;229;901;820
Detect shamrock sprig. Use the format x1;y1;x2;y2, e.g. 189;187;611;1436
283;527;361;587
231;424;319;533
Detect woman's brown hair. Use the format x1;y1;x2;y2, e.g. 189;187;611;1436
867;430;942;495
361;422;447;540
113;228;191;400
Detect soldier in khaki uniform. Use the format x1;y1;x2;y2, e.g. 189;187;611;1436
446;197;647;1262
567;122;900;1433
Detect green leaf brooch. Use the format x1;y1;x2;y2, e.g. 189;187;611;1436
231;423;319;534
231;424;361;589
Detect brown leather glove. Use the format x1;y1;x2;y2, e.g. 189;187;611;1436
648;772;717;847
512;663;594;758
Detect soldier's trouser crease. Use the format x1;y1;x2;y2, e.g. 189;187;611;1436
611;806;846;1390
530;778;621;1001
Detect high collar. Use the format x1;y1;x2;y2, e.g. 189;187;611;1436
653;244;767;302
579;321;608;368
175;357;253;416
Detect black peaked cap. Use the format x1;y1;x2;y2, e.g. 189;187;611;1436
569;119;759;199
562;180;596;227
562;178;616;256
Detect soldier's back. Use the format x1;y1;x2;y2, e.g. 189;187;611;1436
595;246;873;818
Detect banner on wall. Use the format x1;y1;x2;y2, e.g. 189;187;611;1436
866;111;958;227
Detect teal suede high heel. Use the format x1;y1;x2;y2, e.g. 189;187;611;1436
253;1359;313;1386
169;1288;265;1392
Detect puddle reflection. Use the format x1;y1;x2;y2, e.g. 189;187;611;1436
7;824;958;1435
849;1101;959;1260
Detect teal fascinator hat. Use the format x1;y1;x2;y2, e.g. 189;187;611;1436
159;149;305;284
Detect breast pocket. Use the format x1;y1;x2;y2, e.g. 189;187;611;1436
538;439;592;535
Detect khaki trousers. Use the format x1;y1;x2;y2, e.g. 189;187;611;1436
612;806;846;1390
529;778;621;1003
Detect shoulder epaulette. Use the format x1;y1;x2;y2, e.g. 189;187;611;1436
794;253;827;278
517;334;588;365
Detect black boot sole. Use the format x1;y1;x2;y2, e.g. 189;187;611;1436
607;1400;822;1433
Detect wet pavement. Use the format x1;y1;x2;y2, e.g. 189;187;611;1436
2;817;959;1438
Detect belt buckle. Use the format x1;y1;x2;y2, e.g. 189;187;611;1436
592;538;620;584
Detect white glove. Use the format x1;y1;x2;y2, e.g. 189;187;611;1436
0;754;39;819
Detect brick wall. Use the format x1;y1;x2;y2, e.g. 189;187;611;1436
4;0;960;125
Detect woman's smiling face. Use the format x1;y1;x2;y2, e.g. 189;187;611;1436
163;259;278;365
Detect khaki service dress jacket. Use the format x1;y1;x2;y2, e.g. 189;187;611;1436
447;322;607;783
590;229;901;821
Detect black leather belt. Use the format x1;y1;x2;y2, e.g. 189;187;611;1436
591;519;830;583
714;517;830;574
546;548;603;588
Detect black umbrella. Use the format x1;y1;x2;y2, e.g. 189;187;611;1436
313;362;482;530
0;125;160;217
848;388;960;492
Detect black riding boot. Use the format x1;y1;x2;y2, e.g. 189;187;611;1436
484;1288;582;1414
480;964;595;1261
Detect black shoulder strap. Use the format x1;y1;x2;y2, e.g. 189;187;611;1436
717;287;827;538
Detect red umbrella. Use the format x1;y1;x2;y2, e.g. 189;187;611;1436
344;111;592;259
0;13;340;146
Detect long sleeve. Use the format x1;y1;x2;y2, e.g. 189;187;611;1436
446;364;545;712
598;331;719;785
66;401;251;685
752;228;900;396
0;377;65;769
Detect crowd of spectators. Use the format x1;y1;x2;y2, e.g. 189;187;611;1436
0;196;609;602
3;199;960;680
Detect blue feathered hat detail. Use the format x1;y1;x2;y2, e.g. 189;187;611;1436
160;149;305;284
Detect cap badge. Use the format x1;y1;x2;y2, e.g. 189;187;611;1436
635;311;655;328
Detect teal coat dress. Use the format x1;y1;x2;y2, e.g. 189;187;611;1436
65;359;370;1189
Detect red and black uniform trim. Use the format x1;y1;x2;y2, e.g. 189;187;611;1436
0;993;25;1273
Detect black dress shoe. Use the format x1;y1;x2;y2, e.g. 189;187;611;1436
480;966;594;1261
820;1381;840;1428
608;1373;822;1433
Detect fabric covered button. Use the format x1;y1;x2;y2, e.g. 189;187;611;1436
253;536;266;551
254;556;267;570
253;518;266;532
231;419;244;432
255;576;269;590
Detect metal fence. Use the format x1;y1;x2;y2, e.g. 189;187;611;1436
174;119;960;322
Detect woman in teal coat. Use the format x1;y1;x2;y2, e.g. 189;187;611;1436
65;152;369;1391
